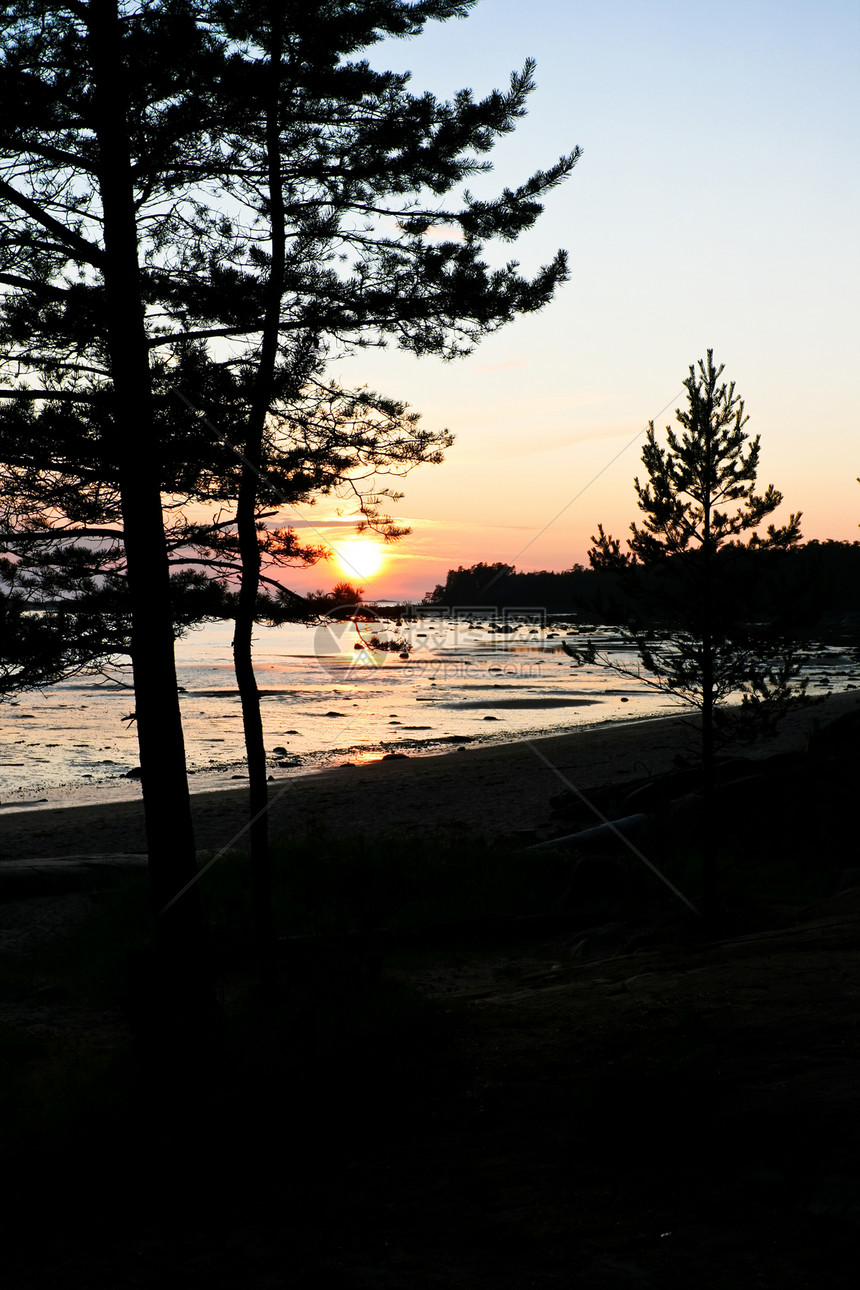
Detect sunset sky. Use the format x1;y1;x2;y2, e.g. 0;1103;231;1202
276;0;859;603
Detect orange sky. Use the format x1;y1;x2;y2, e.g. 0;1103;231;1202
267;0;859;605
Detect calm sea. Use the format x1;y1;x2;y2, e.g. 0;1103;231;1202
1;615;855;811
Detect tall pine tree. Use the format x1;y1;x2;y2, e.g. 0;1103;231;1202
1;1;578;990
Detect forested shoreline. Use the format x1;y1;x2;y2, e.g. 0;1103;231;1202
421;541;860;627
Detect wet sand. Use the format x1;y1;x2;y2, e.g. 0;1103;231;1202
1;691;857;862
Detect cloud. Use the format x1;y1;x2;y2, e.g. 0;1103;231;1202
420;223;466;243
396;516;533;533
277;517;368;530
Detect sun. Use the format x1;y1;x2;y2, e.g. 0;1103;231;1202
332;537;387;581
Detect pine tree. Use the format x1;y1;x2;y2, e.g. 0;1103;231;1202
1;2;578;988
0;1;232;1022
572;352;804;915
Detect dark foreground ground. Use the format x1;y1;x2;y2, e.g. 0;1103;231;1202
2;697;859;1288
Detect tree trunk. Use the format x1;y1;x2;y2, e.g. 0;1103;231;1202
233;570;275;989
701;647;717;920
232;11;287;994
700;413;718;921
88;0;210;1027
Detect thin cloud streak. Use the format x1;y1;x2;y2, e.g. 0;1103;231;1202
456;425;647;463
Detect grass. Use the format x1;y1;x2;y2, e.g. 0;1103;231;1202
0;825;656;1252
0;815;850;1192
200;830;602;948
3;836;516;1195
3;809;859;1287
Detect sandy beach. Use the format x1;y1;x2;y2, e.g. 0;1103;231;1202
2;690;856;863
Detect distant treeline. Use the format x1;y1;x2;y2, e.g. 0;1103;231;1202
423;561;594;612
423;542;860;626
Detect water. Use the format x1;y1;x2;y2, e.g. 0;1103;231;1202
1;616;856;811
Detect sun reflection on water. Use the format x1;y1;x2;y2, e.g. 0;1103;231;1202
348;748;387;765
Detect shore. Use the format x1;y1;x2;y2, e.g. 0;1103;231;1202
2;690;857;862
4;693;860;1289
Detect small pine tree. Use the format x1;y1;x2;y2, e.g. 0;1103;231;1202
571;351;805;915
